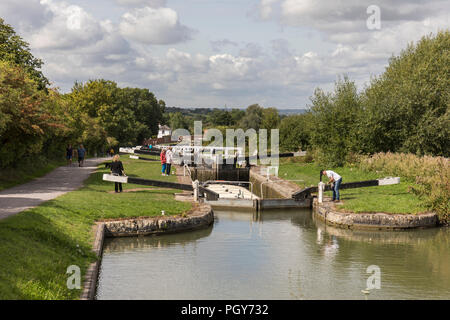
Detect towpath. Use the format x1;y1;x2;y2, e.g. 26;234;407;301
0;157;109;220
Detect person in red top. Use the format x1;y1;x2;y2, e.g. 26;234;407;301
160;149;167;176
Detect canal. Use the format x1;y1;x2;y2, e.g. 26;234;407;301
96;209;449;300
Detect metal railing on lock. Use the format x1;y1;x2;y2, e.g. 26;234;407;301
260;179;304;199
201;180;255;200
183;163;192;177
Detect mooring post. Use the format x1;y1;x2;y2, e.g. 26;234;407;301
193;180;200;201
318;181;325;203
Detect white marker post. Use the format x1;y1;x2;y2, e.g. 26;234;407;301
192;180;199;201
318;181;325;204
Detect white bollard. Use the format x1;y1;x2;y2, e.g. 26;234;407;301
193;180;199;201
318;181;325;204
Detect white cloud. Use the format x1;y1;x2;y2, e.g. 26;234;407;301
262;0;449;25
115;0;167;7
1;0;447;109
239;42;263;58
119;6;194;44
26;0;105;50
259;0;449;47
0;0;52;32
253;0;449;100
211;39;238;52
259;0;279;19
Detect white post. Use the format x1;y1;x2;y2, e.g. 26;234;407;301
318;181;325;204
193;180;199;201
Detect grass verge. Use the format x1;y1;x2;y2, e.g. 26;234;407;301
278;159;427;214
0;157;191;299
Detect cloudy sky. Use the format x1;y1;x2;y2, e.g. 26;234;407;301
1;0;448;108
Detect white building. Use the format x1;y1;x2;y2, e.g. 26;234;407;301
157;124;172;139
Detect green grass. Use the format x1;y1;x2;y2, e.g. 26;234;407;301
278;159;427;214
0;159;66;191
119;156;176;183
0;158;191;299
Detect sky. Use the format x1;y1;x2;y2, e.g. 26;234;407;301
0;0;448;109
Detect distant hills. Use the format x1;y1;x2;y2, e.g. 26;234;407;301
166;107;308;116
277;109;308;115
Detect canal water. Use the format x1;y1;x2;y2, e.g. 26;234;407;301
96;209;449;300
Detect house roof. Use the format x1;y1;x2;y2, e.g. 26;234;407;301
158;125;171;131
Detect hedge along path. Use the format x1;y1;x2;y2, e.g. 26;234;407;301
0;158;109;220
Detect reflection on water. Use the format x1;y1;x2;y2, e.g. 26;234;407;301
96;209;450;300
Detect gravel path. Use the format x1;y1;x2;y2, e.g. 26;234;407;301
0;157;109;220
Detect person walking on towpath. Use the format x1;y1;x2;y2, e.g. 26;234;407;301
320;169;343;202
110;155;126;193
160;149;167;176
77;144;86;167
66;144;73;166
165;147;173;176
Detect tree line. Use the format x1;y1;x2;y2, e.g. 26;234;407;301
0;18;165;169
291;30;449;166
1;16;448;170
238;31;448;166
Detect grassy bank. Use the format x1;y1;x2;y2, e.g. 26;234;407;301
0;158;66;191
359;153;449;222
279;159;428;214
0;157;191;299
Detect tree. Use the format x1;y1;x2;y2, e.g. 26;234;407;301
208;109;232;126
360;30;450;157
0;61;66;168
69;79;117;118
115;87;164;143
279;113;313;152
169;112;189;131
239;104;263;130
309;76;362;166
67;80;165;146
230;109;246;126
0;18;49;90
261;107;280;131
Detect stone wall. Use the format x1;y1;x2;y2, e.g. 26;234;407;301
81;223;105;300
249;166;302;199
102;203;213;237
314;198;438;230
